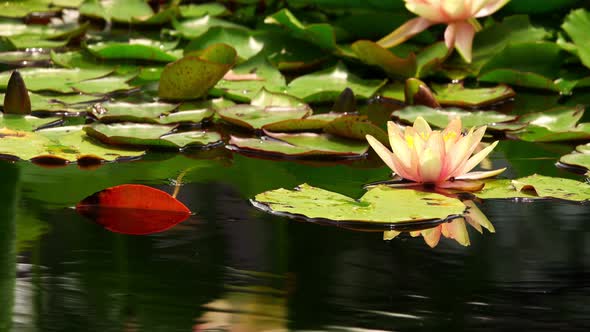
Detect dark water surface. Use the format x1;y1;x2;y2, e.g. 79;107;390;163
2;142;590;332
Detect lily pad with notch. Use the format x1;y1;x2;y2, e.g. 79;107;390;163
474;176;590;201
228;131;368;158
512;106;590;142
0;68;114;93
85;123;223;150
218;89;311;130
394;105;518;130
432;83;516;107
0;125;145;163
286;62;387;103
263;113;344;132
253;184;466;231
559;143;590;173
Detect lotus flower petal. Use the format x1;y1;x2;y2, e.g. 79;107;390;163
454;167;506;180
455;140;499;176
366;115;503;186
453;21;476;63
475;0;510;17
377;17;433;48
421;226;442;248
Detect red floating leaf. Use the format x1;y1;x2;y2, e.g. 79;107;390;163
76;184;191;235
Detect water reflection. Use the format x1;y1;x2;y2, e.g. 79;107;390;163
385;199;496;247
194;285;287;332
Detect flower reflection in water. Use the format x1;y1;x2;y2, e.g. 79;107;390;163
385;199;494;248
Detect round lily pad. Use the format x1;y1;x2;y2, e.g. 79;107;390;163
85;123;222;149
253;184;466;228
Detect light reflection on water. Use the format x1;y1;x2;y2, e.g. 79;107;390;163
3;148;590;331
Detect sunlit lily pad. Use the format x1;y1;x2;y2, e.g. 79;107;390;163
85;41;180;62
0;113;60;131
158;43;237;100
559;143;590;172
211;54;286;102
286;63;387;102
513;106;590;142
0;91;102;114
0;68;113;93
79;0;169;24
394;106;517;129
179;3;228;18
432;83;516;107
0;125;145;162
185;27;264;61
561;9;590;70
264;9;340;52
475;176;590;201
70;74;135;94
85;123;222;149
263;113;343;132
253;184;466;226
229;132;368;158
0;0;54;18
218;89;311;130
172;15;249;39
351;40;416;78
91;101;215;124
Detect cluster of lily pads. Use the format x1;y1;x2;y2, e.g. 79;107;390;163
1;0;590;246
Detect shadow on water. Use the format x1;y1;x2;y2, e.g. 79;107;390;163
2;145;590;331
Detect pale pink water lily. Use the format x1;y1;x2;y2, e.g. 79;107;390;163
378;0;510;62
366;116;505;187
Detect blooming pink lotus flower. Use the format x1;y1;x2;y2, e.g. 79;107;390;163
378;0;510;62
366;117;505;187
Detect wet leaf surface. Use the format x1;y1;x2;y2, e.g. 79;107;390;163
253;184;466;227
394;106;517;129
475;175;590;201
85;123;222;149
229;132;368;158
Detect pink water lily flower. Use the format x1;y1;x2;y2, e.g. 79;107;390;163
366;117;505;187
378;0;510;62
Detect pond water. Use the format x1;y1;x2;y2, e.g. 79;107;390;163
2;141;590;332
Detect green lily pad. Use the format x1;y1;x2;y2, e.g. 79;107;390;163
264;8;339;52
0;114;60;131
394;106;517;129
559;143;590;172
286;63;387;103
185;27;264;61
90;101;178;122
513;106;590;142
79;0;157;24
158;43;237;100
0;51;50;65
432;84;516;107
475;176;590;201
91;101;215;124
70;74;135;94
0;0;53;18
561;9;590;70
351;40;416;78
263;113;343;132
512;175;590;201
172;16;249;39
211;54;286;102
253;184;466;224
179;3;228;18
324;115;389;145
85;123;222;149
218;89;311;130
85;41;180;62
0;91;101;114
229;132;369;158
0;125;145;162
0;68;113;93
478;42;568;92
